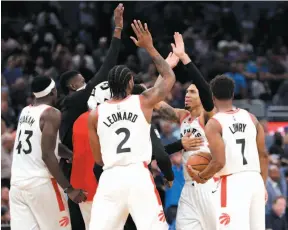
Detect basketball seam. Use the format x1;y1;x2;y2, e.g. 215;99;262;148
189;164;208;166
193;154;211;161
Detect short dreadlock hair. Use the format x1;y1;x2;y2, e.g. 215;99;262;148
108;65;133;99
210;75;235;100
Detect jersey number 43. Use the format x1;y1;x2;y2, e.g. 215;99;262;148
16;130;33;154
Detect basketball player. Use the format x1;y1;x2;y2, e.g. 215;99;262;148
59;5;124;229
9;76;87;230
86;81;203;230
187;75;269;230
87;20;176;230
152;32;219;230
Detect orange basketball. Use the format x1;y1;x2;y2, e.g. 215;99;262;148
187;152;212;172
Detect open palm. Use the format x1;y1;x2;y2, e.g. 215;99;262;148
171;32;185;58
165;52;179;69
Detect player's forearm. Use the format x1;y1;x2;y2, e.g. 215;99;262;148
199;159;224;180
58;142;73;159
150;127;174;181
42;153;71;189
259;152;269;183
164;140;183;155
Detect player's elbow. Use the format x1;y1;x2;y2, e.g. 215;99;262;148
213;157;225;171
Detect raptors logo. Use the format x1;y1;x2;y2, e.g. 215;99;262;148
59;216;70;227
219;213;230;226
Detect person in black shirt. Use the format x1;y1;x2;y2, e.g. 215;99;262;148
58;4;124;230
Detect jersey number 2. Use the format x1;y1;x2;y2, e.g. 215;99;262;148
115;128;131;154
16;130;33;154
236;138;248;165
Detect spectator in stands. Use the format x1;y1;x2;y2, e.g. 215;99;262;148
1;206;10;224
1;187;9;210
266;165;287;214
259;119;274;150
160;120;178;146
1;133;15;188
165;152;184;210
224;61;247;99
266;196;287;230
269;132;288;165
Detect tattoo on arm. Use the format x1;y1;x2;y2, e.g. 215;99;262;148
157;103;179;122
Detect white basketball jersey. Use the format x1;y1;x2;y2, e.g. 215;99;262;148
11;104;60;189
87;81;111;110
180;115;210;181
212;108;260;176
97;95;152;170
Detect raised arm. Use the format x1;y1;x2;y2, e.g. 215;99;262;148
130;20;176;108
41;108;86;203
171;33;215;121
85;4;124;92
88;109;103;166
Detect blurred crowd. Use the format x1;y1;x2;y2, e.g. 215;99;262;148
1;1;288;229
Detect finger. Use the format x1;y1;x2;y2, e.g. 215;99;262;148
133;19;142;35
131;23;140;38
166;52;172;59
184;132;191;137
137;20;145;32
130;36;138;45
187;147;200;151
171;43;176;50
144;23;149;32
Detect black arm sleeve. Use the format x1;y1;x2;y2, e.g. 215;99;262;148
164;140;183;155
67;37;121;107
184;62;214;112
150;125;174;182
93;163;103;181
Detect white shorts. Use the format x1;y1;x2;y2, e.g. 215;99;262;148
176;179;220;230
79;201;93;229
89;162;168;230
218;171;265;230
9;179;71;230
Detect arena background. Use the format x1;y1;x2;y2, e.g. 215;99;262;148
1;1;288;229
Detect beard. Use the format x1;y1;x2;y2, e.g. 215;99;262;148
184;104;191;111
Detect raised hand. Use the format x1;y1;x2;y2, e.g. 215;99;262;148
165;52;179;69
171;32;185;59
114;3;124;28
130;20;153;49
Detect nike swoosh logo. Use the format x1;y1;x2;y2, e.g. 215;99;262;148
212;190;216;193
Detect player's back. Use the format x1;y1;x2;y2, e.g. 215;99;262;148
212;108;260;176
11;104;60;189
97;95;152;170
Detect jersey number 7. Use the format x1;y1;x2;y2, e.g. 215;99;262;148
236;138;248;165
